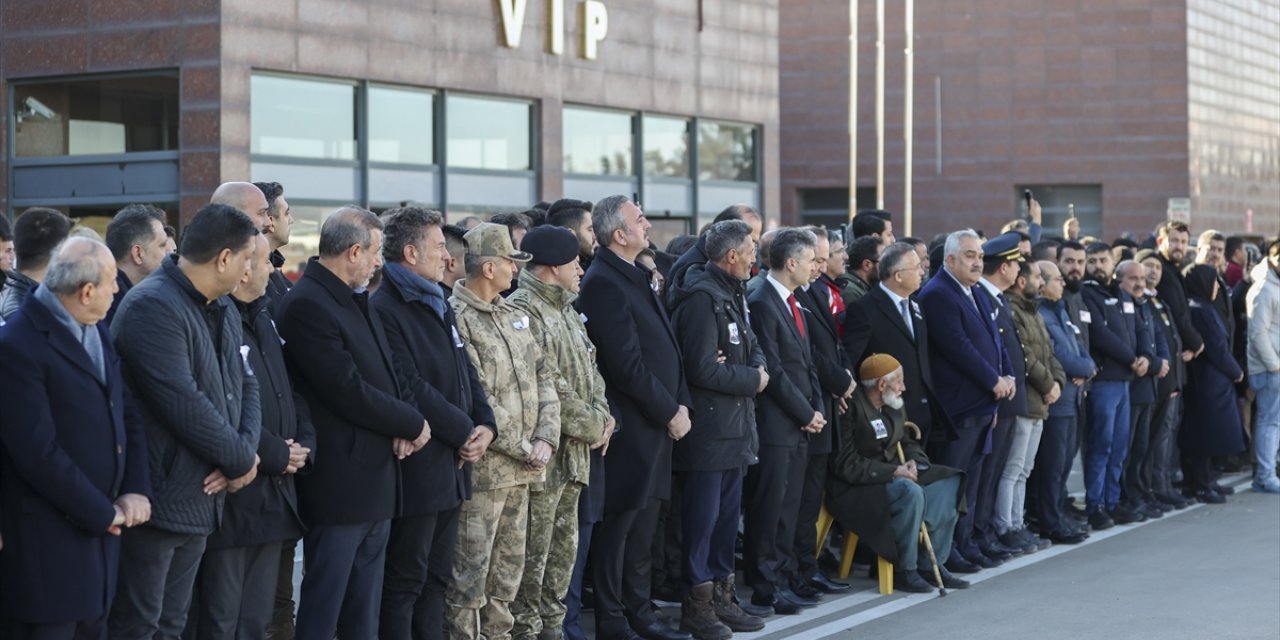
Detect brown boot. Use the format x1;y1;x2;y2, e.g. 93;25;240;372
712;576;765;632
681;582;733;640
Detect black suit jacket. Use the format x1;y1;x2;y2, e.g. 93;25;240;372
372;269;496;516
0;297;150;624
801;284;852;456
748;279;823;448
977;284;1029;418
275;259;425;527
847;285;956;445
577;247;690;514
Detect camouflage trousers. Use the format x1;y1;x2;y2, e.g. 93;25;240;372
510;480;584;640
446;484;530;640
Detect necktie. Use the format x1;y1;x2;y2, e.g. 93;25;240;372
787;294;805;338
900;298;914;339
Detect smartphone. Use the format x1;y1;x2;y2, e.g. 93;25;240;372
1023;189;1033;211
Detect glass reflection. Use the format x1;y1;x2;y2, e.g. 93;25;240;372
564;107;633;176
644;116;690;178
251;75;356;160
446;96;531;171
369;86;434;165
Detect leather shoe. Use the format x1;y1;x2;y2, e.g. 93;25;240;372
1193;489;1227;504
919;566;970;589
1155;492;1193;509
738;600;774;618
750;593;798;616
1137;502;1165;520
963;548;1004;568
978;539;1019;559
630;620;691;640
1211;482;1235;496
893;570;935;593
944;555;981;574
807;573;851;594
777;588;817;609
1108;505;1145;525
790;582;822;600
1087;510;1115;531
997;530;1038;555
1047;529;1087;545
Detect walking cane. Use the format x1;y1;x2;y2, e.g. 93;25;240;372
897;422;947;597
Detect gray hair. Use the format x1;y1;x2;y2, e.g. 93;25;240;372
944;229;981;260
705;220;754;262
319;205;381;258
860;368;902;388
592;195;632;249
878;242;916;277
44;237;112;296
768;227;817;271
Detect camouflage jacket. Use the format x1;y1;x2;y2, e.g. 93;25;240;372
509;269;612;487
834;271;871;307
451;279;561;491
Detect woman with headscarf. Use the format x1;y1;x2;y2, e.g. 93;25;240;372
1179;264;1246;503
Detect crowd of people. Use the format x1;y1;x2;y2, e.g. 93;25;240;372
0;183;1277;640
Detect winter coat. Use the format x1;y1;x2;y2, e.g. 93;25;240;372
1181;298;1246;457
1130;297;1170;405
1246;261;1280;375
0;270;36;321
451;279;561;491
1080;278;1146;382
111;256;260;535
668;262;765;472
1009;293;1066;419
509;268;611;487
1038;297;1096;418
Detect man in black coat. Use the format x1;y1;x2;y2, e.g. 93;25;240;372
274;207;431;640
253;181;296;312
109;205;263;639
793;229;855;597
103;203;169;327
743;228;826;615
195;234;315;639
0;238;152;639
669;220;768;638
576;195;692;640
664;205;762;309
845;242;951;448
372;207;497;640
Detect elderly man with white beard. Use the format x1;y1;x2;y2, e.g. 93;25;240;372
824;354;968;593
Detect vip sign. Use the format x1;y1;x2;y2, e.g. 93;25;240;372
498;0;609;60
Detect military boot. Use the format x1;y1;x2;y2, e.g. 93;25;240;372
681;582;733;640
712;576;765;632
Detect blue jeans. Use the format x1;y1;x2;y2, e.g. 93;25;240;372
1249;371;1280;484
1085;381;1132;512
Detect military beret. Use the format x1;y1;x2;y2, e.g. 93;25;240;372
859;353;902;381
522;226;580;266
982;232;1026;263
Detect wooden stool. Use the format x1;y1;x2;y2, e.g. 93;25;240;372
816;504;894;595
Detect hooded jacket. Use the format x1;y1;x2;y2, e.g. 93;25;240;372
451;279;561;491
508;268;611;487
668;262;766;471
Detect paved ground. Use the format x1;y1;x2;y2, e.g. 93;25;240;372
727;475;1279;640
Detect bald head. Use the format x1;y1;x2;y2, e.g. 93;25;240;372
44;237;119;324
211;182;273;234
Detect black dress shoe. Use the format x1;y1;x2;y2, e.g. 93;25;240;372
919;566;970;589
790;582;822;600
1108;505;1145;525
738;600;774;618
630;619;692;640
807;573;851;594
893;570;935;593
751;593;798;616
944;555;981;574
777;588;817;609
1047;530;1087;545
1137;502;1165;520
965;548;1004;568
1087;510;1115;531
1211;483;1235;496
1193;490;1227;504
978;539;1018;559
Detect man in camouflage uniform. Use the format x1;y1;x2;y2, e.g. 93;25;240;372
509;226;615;640
447;223;562;640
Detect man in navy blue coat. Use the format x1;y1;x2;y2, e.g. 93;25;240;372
0;237;152;639
917;229;1015;574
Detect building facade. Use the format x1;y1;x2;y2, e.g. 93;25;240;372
3;0;779;268
780;0;1279;241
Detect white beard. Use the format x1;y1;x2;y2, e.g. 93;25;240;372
883;389;904;410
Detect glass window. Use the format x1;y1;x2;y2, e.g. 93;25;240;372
446;95;531;171
563;107;633;176
368;86;434;165
1015;184;1103;239
697;121;756;182
251;75;356;160
643;116;690;178
13;75;179;158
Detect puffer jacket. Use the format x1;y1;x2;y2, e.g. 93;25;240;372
1247;261;1280;375
1009;292;1066;419
451;279;560;491
0;270;37;321
509;269;611;487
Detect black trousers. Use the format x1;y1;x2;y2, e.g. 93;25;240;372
1122;403;1155;505
1035;415;1077;536
743;442;807;597
651;483;683;593
196;541;282;640
792;452;828;584
930;414;992;556
109;525;208;640
973;414;1016;545
4;615;105;640
1148;393;1180;496
294;520;390;640
380;508;460;640
270;540;297;631
590;498;662;639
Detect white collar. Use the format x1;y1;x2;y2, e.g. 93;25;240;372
879;282;909;308
766;273;795;303
977;277;1006;298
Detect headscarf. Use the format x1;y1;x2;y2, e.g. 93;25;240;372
1182;263;1218;301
